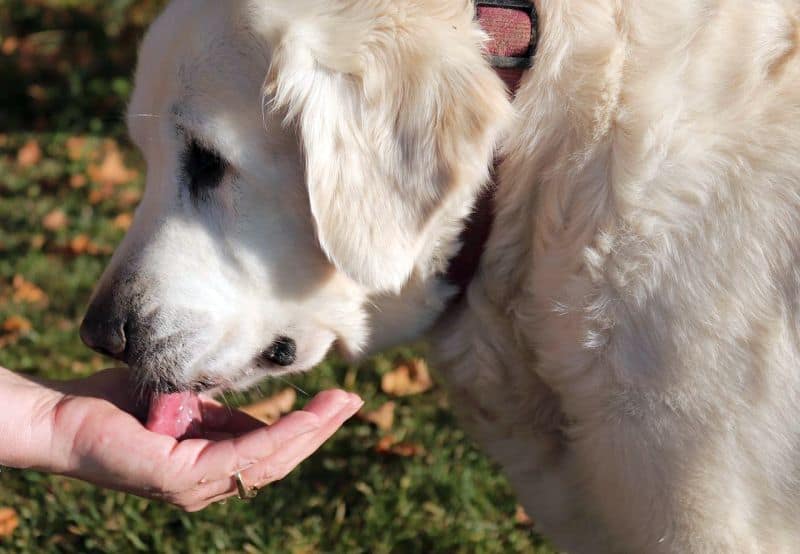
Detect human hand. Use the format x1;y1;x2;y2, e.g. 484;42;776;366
0;367;362;511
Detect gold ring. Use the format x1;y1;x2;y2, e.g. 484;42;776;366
234;471;259;500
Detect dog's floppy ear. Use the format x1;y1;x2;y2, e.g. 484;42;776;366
261;1;511;292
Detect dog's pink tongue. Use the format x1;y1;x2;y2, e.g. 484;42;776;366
146;392;204;440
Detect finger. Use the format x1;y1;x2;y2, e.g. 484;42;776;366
187;393;362;504
199;397;265;434
180;390;357;484
241;394;363;488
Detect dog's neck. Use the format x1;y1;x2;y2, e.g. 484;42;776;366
444;1;537;300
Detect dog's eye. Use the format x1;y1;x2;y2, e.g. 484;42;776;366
184;140;227;198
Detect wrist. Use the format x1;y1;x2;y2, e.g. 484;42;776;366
0;367;67;472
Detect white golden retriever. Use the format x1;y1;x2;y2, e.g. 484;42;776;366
80;0;800;551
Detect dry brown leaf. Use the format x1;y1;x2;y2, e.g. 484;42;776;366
374;435;424;457
1;37;19;56
69;234;91;254
27;84;46;101
17;139;42;168
0;507;19;538
113;213;133;231
70;361;88;374
67;234;108;256
514;505;535;528
118;188;142;208
391;442;424;457
67;524;86;536
240;388;297;424
70;174;87;189
87;144;137;188
3;315;32;334
375;435;396;453
359;401;395;431
381;358;433;397
29;234;45;250
65;136;88;161
12;275;48;305
42;209;68;231
0;315;30;348
88;188;110;204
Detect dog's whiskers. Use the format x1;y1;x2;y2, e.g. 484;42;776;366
277;376;310;398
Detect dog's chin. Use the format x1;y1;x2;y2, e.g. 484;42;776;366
204;360;314;396
145;361;311;399
134;326;342;400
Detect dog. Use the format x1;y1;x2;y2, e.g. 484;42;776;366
80;1;800;551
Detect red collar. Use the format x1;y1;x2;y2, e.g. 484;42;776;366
477;0;537;91
444;1;537;299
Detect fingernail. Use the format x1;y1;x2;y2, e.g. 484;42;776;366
340;395;363;414
331;391;354;409
348;393;364;407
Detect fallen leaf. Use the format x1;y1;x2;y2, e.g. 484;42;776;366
65;136;88;161
381;358;433;397
0;315;30;348
375;435;396;453
103;514;122;532
12;275;48;305
87;143;137;188
88;189;110;204
70;361;88;374
1;37;19;56
67;234;108;256
29;234;45;250
240;388;297;424
113;213;133;231
69;174;87;189
374;435;425;457
0;507;19;538
118;188;142;208
391;442;424;457
67;524;86;536
3;315;32;334
515;505;535;528
17;139;42;168
359;401;395;431
42;209;68;231
69;234;91;254
27;84;46;101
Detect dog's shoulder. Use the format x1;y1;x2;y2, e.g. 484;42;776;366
470;2;800;549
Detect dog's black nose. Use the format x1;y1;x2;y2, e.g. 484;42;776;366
80;293;127;360
260;336;297;367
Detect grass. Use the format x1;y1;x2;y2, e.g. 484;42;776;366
0;2;554;552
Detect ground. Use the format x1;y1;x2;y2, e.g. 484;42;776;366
0;1;553;552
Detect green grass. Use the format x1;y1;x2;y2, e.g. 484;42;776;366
0;2;554;552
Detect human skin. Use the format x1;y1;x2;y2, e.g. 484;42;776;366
0;366;362;511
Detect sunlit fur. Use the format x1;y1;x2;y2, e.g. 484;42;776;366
97;0;800;551
439;1;800;551
96;0;508;390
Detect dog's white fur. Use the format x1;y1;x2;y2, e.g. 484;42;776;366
96;0;800;550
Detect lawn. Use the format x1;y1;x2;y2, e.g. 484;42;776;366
0;2;553;552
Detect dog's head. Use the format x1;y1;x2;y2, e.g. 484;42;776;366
80;0;510;394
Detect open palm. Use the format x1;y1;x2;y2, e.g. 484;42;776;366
40;369;362;511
